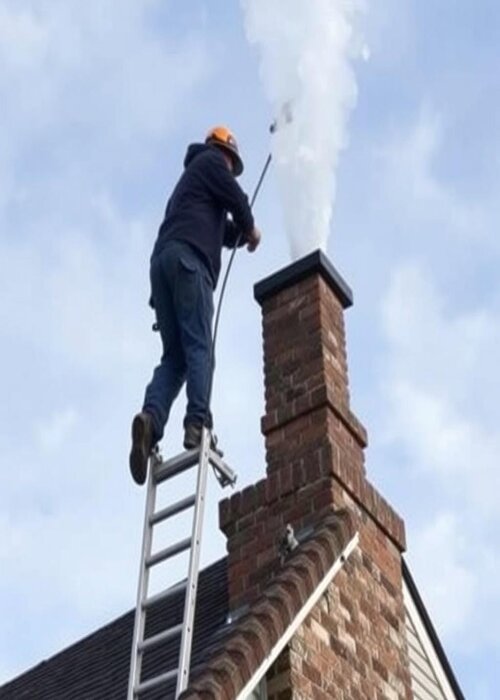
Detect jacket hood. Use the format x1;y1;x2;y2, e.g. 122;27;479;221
184;143;212;168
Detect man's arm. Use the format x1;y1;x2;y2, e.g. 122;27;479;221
204;150;255;235
223;219;247;249
246;226;261;252
223;217;262;252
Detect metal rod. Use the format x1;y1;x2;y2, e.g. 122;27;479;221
250;153;272;208
205;150;273;420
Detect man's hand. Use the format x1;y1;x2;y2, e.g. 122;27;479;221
246;226;262;252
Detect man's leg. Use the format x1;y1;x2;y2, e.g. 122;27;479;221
142;344;186;443
143;252;187;440
130;251;186;485
173;249;214;438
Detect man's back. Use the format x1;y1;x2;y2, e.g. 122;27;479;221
154;143;254;286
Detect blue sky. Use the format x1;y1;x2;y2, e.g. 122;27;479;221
0;1;499;697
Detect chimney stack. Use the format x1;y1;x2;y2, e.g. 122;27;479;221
218;251;412;698
256;249;367;482
220;251;405;606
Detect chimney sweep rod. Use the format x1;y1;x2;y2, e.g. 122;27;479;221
205;104;293;427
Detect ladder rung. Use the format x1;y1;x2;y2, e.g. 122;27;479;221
149;494;196;526
146;537;192;568
138;624;183;653
135;669;177;696
154;449;199;485
142;580;187;610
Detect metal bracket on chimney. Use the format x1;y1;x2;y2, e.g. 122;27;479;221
279;524;299;564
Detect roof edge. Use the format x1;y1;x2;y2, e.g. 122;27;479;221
402;559;466;700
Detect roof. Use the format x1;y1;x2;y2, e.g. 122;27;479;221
0;559;229;700
0;515;464;700
0;511;355;700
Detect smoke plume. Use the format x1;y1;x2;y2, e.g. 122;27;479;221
241;0;367;259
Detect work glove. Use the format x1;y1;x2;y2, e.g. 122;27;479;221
247;226;262;252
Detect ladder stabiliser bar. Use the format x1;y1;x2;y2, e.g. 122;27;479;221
210;449;237;487
127;429;237;700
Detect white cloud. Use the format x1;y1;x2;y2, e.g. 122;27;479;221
36;407;78;452
0;201;153;379
384;378;500;515
0;4;48;70
0;2;215;683
0;0;212;227
410;512;476;640
381;264;500;504
377;104;487;242
379;262;500;650
0;0;210;134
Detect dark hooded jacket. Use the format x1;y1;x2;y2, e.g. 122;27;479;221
152;143;254;287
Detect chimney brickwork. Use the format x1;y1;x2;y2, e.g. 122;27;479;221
219;251;413;698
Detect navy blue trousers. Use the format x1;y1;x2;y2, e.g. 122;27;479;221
143;240;214;442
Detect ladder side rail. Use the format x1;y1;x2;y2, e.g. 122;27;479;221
127;452;159;700
175;428;212;697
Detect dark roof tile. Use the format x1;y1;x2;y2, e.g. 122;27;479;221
0;559;229;700
0;510;356;700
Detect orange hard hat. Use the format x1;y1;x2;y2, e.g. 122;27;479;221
205;125;244;176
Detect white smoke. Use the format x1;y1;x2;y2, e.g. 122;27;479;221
241;0;367;259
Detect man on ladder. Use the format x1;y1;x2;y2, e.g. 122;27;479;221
129;126;262;486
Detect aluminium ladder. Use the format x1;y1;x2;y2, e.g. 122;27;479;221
127;427;237;699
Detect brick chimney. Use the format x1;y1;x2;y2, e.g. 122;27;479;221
219;250;412;695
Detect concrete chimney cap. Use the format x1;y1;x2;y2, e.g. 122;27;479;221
254;249;353;309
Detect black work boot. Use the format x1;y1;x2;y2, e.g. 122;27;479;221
183;423;223;456
183;423;203;450
129;412;155;485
